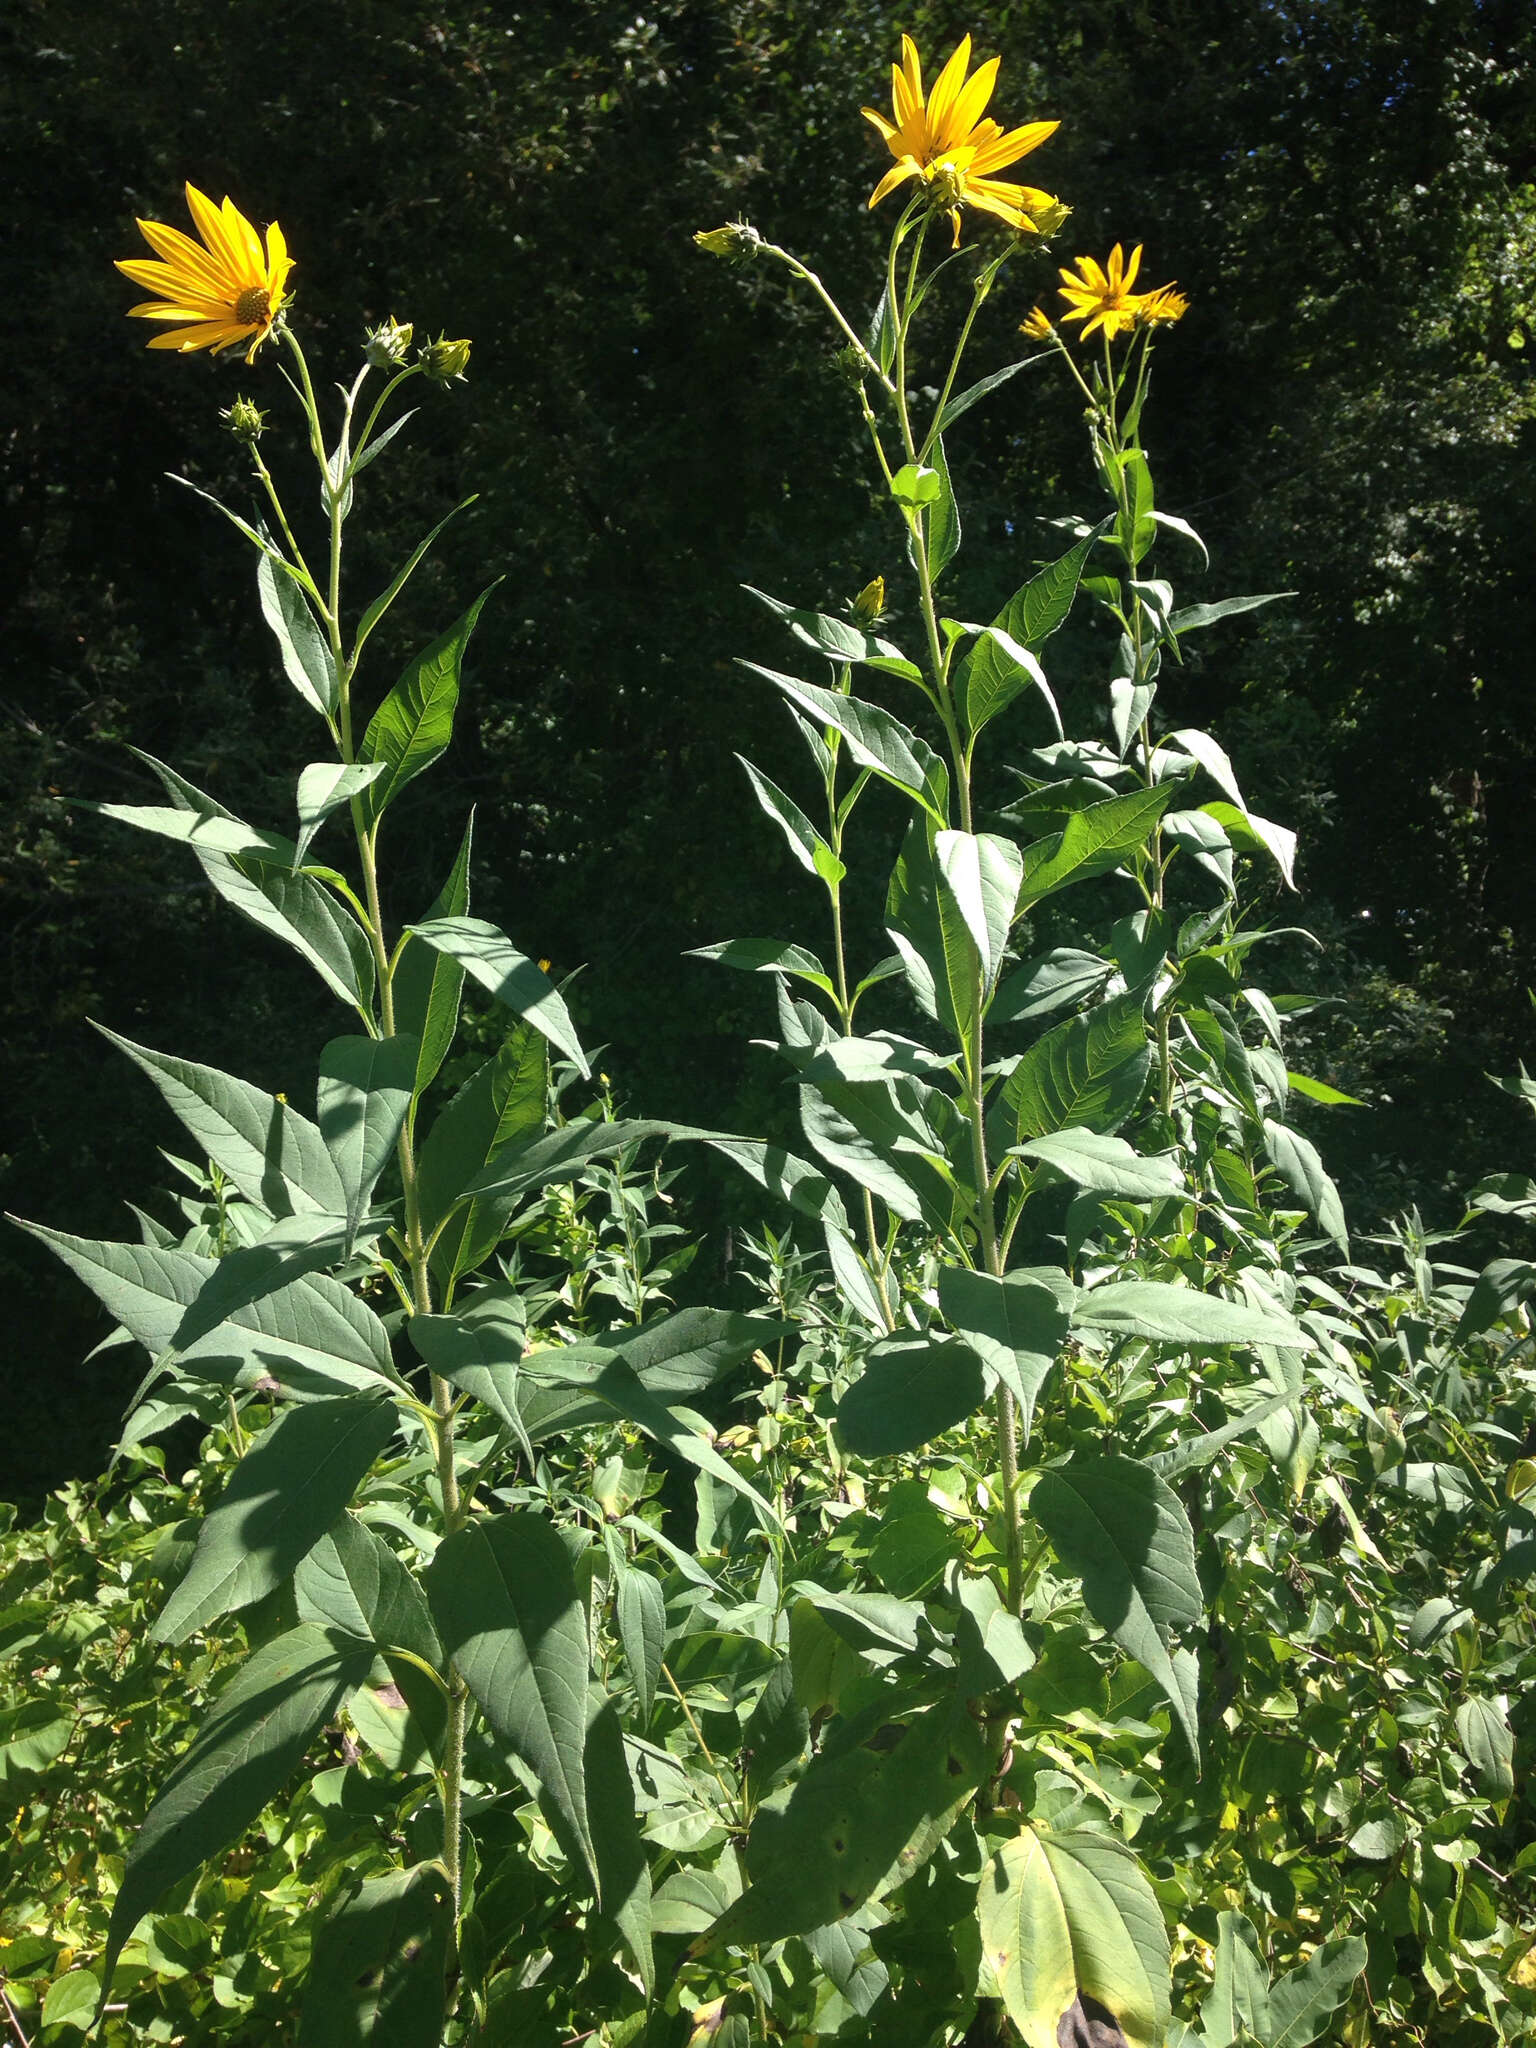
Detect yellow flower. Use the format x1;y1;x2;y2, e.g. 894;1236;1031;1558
1020;305;1054;340
115;182;292;363
1056;242;1150;342
862;35;1059;246
1138;284;1190;327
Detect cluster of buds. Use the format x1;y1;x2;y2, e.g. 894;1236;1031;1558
364;317;414;368
692;221;763;266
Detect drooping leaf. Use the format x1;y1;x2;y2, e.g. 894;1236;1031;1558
688;936;835;998
360;585;496;824
1454;1696;1515;1802
155;1392;398;1643
426;1514;600;1894
406;916;587;1074
257;551;337;716
95;1027;346;1220
1263;1118;1349;1254
938;1267;1072;1440
615;1563;666;1724
1073;1280;1310;1350
1029;1454;1202;1760
169;1211;368;1352
992;948;1112;1027
318;1034;417;1246
298;1864;452;2048
837;1333;987;1455
745;665;949;822
735;754;842;879
935;829;1023;998
293;761;387;868
99;1624;374;2011
977;1825;1171;2048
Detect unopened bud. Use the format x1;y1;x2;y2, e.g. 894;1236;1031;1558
420;334;472;385
850;576;886;626
364;317;414;368
1025;197;1073;242
693;221;762;264
220;395;267;443
1021;306;1054;341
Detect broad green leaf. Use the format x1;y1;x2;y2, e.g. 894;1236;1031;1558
156;1392;398;1642
790;1583;924;1654
582;1687;654;1993
1203;800;1299;889
938;1267;1072;1440
1263;1118;1349;1253
418;1024;547;1291
697;1702;989;1948
1454;1696;1515;1802
41;1971;100;2031
360;585;496;824
965;528;1102;738
406;916;587;1074
135;750;374;1009
958;625;1061;742
318;1034;417;1244
1030;1454;1202;1760
257;551;337;715
408;1288;532;1453
12;1220;399;1398
458;1115;672;1205
170;1210;368;1352
1265;1935;1370;2048
886;815;963;1035
977;1825;1171;2048
616;1562;666;1723
688;936;836;998
1013;1128;1183;1201
917;434;961;579
745;585;920;676
736;755;843;880
293;760;386;867
393;812;475;1098
951;1568;1035;1693
298;1864;451;2048
1167;726;1247;814
88;803;298;863
683;1130;852;1233
799;1084;942;1228
1073;1280;1311;1350
935;829;1023;998
95;1026;346;1219
1149;1387;1311;1479
1455;1256;1536;1340
890;461;942;507
991;947;1111;1027
1005;994;1150;1140
292;1514;442;1668
1015;784;1179;916
743;1659;810;1803
745;665;949;822
100;1624;374;2009
427;1514;601;1893
836;1333;986;1455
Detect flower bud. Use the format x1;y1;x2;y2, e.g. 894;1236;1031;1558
420;334;472;385
364;317;414;368
220;395;268;443
693;221;762;264
1025;197;1073;242
1021;306;1054;341
850;576;886;626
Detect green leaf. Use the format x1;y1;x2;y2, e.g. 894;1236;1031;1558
1168;592;1292;636
1029;1454;1202;1761
1122;448;1157;565
408;1288;533;1455
360;585;496;824
257;551;337;716
88;802;299;864
294;761;387;867
736;755;843;880
458;1116;670;1206
1265;1936;1370;2048
318;1035;417;1245
406;916;587;1075
354;496;478;655
918;435;961;579
1073;1280;1311;1350
992;948;1111;1027
799;1084;939;1227
745;665;949;822
1263;1118;1349;1254
1005;993;1150;1140
292;1514;442;1668
99;1624;374;2009
697;1701;990;1948
170;1210;370;1351
135;750;374;1009
977;1825;1171;2048
935;829;1023;999
41;1971;100;2031
1202;801;1299;889
155;1392;398;1642
1013;1128;1183;1202
959;625;1060;742
583;1688;654;1991
418;1024;548;1291
836;1334;987;1455
1200;1911;1271;2048
616;1562;665;1723
938;1267;1072;1440
744;585;918;675
298;1864;452;2048
393;813;475;1098
935;354;1037;433
743;1660;809;1803
890;461;942;506
95;1026;346;1220
1454;1696;1515;1801
688;936;835;997
1016;783;1180;916
427;1514;602;1893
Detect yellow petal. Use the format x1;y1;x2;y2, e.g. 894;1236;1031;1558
925;37;974;141
184;183;244;282
1123;243;1144;290
947;55;1000;143
862;104;899;143
867;159;920;209
969;118;1059;174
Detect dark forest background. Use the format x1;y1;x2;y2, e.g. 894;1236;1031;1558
3;0;1533;1507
